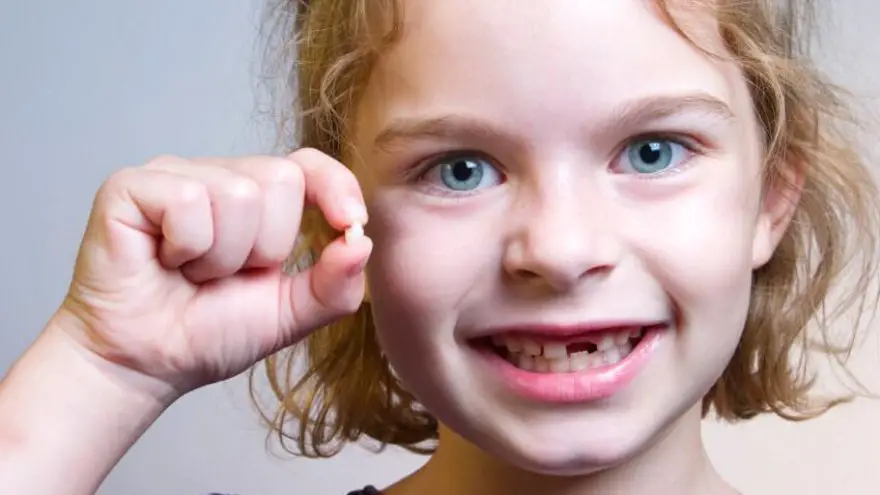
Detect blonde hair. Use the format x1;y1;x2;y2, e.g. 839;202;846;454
250;0;880;457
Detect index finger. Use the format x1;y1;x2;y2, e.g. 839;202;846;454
287;147;368;231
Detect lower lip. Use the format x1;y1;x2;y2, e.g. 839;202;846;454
476;327;666;403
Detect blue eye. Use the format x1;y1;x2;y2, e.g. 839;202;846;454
425;155;504;192
618;138;690;175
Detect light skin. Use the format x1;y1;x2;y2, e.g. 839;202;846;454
354;1;799;494
0;1;801;495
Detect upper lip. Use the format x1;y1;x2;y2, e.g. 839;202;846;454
470;320;668;340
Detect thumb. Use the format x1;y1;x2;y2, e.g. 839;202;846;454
277;233;373;347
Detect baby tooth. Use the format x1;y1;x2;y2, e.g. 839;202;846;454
614;332;630;345
598;335;615;351
569;352;590;371
534;356;550;372
517;354;535;371
549;358;569;373
506;338;523;353
604;348;622;364
522;339;542;356
344;223;364;244
543;342;567;359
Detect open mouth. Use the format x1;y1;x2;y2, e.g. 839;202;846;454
476;325;659;374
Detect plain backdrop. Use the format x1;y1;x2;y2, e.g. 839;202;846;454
1;1;878;494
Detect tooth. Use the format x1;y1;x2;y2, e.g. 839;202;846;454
522;339;541;356
619;341;633;356
506;338;523;353
631;327;644;338
517;354;535;371
588;353;605;368
543;342;567;359
604;347;622;364
614;332;630;345
598;335;615;351
534;356;550;372
569;352;590;371
549;358;569;373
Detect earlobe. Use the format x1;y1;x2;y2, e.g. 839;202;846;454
751;161;805;269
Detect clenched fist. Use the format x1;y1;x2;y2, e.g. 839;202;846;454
57;149;371;396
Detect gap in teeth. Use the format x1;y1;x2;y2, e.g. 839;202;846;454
492;328;643;373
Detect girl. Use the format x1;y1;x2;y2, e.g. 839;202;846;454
1;0;878;494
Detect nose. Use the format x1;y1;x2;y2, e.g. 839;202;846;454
503;182;621;292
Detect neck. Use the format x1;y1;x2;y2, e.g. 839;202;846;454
392;406;736;495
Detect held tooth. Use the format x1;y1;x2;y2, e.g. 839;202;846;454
522;339;542;356
598;334;615;351
344;222;364;244
543;342;567;359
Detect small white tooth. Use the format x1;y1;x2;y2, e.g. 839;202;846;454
569;352;590;371
344;223;364;244
522;339;542;356
588;353;605;368
517;354;535;371
534;356;550;372
614;332;630;345
619;341;633;356
543;342;567;359
549;358;569;373
598;334;615;351
506;337;523;353
604;348;622;364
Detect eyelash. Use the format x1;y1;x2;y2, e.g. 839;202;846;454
405;132;707;190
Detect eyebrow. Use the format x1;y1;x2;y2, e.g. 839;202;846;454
372;92;736;150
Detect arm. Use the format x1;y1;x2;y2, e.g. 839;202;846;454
0;315;177;495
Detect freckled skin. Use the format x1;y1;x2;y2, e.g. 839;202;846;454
351;1;797;494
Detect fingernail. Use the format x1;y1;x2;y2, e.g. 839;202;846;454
343;200;368;225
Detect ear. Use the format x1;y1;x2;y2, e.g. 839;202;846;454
751;160;805;269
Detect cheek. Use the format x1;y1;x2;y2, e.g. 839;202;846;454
363;195;502;348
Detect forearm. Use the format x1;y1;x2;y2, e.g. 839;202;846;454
0;318;175;495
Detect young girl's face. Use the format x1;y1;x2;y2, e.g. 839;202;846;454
353;0;791;474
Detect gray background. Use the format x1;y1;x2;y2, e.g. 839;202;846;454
0;1;877;494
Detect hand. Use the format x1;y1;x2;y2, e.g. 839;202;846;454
55;149;371;398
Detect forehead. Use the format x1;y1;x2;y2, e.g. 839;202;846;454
356;0;751;145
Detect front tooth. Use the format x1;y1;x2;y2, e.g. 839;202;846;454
543;342;567;359
614;332;630;345
549;358;569;373
598;334;615;351
534;356;550;372
506;337;523;353
569;351;590;371
517;354;535;371
522;339;542;356
604;347;622;364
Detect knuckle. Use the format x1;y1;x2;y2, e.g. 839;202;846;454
143;154;182;170
222;176;261;202
174;179;208;206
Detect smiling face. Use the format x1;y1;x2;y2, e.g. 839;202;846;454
350;0;788;476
